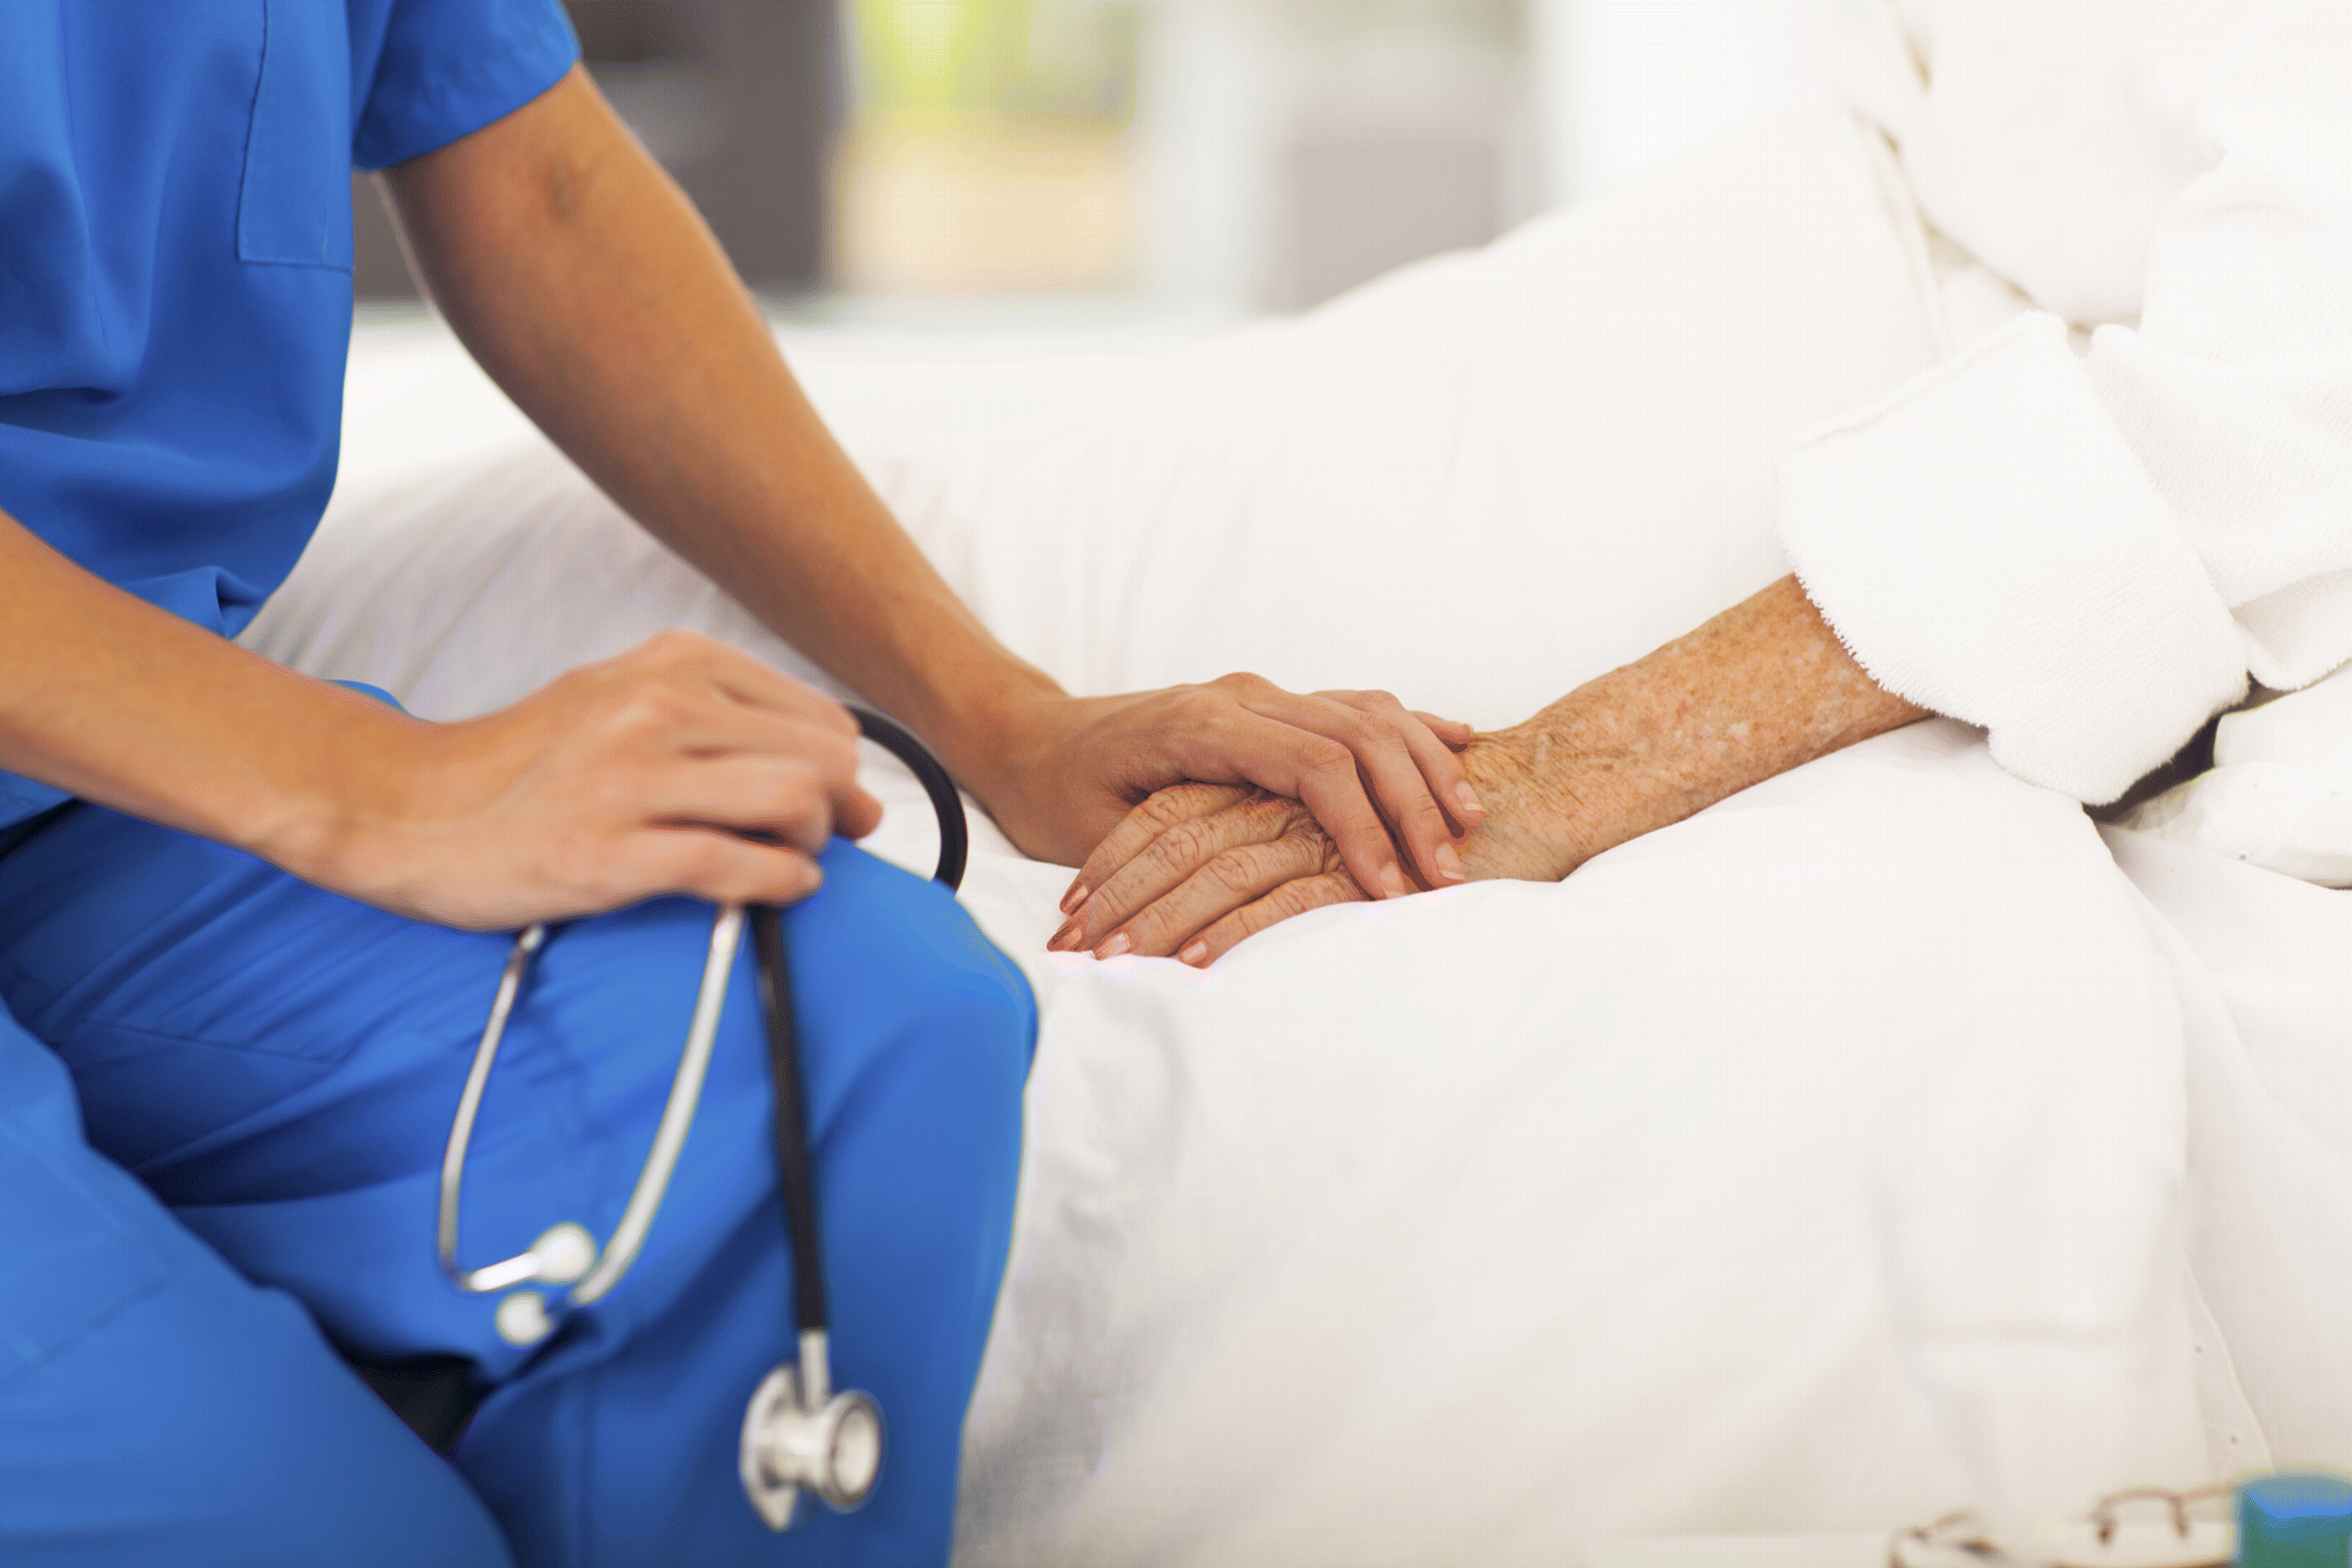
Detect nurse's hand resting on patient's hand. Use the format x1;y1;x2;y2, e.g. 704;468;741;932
1052;577;1929;965
968;678;1483;908
1047;728;1561;964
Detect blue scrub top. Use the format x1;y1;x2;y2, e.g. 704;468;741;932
0;0;580;828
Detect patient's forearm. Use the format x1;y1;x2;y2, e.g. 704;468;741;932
379;67;1060;787
1467;575;1928;880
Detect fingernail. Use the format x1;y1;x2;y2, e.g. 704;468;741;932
1095;933;1131;960
1381;865;1410;900
1456;782;1483;816
1048;920;1077;951
1435;844;1464;883
1179;942;1209;966
1060;880;1088;915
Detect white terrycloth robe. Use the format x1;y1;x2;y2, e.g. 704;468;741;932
1781;0;2352;804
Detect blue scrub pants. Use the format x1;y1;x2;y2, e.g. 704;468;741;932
0;805;1034;1567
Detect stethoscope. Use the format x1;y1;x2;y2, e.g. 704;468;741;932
437;707;971;1533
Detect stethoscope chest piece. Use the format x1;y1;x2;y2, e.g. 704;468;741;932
739;1331;884;1529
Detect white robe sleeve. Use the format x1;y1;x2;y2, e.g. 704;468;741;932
1777;7;2352;804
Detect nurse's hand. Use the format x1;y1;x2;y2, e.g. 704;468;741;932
964;678;1485;909
300;630;880;930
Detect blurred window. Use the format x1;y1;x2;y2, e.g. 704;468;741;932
837;0;1145;296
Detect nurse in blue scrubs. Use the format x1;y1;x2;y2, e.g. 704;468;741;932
0;2;1479;1563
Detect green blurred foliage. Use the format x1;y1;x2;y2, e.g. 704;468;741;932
850;0;1142;129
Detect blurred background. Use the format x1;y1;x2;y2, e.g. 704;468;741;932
354;0;1837;325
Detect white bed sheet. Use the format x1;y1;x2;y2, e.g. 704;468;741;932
2117;664;2352;887
245;107;2352;1565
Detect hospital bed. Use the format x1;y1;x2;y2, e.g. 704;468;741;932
248;107;2352;1566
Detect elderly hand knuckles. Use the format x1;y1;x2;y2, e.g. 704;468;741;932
1138;783;1225;832
1198;844;1277;899
1147;815;1225;873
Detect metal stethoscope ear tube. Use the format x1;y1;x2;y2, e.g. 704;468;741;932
438;706;970;1531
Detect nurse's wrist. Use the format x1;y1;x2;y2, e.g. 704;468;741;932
915;672;1068;820
238;700;451;907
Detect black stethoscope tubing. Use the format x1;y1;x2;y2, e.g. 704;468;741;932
756;706;969;1344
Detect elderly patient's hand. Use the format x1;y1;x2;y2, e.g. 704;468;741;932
1048;577;1935;966
1047;732;1575;966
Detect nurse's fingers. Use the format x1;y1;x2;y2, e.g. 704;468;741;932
1414;711;1475;750
1159;702;1411;903
641;753;880;858
619;827;829;909
1052;789;1301;952
586;706;877;844
1061;782;1250;916
1213;682;1468;895
585;668;862;775
677;720;879;840
617;628;859;736
1295;684;1481;845
568;645;879;839
1176;869;1367;967
1074;809;1345;960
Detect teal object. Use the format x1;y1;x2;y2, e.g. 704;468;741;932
2237;1473;2352;1568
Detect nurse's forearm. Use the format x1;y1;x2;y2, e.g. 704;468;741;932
0;510;434;854
377;67;1055;787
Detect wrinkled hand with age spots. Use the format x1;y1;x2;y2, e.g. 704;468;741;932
1048;576;1930;967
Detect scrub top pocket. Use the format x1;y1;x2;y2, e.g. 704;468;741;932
238;0;354;270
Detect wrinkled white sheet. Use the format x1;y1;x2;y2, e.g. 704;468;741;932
956;721;2215;1566
2101;829;2352;1474
247;107;2352;1566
